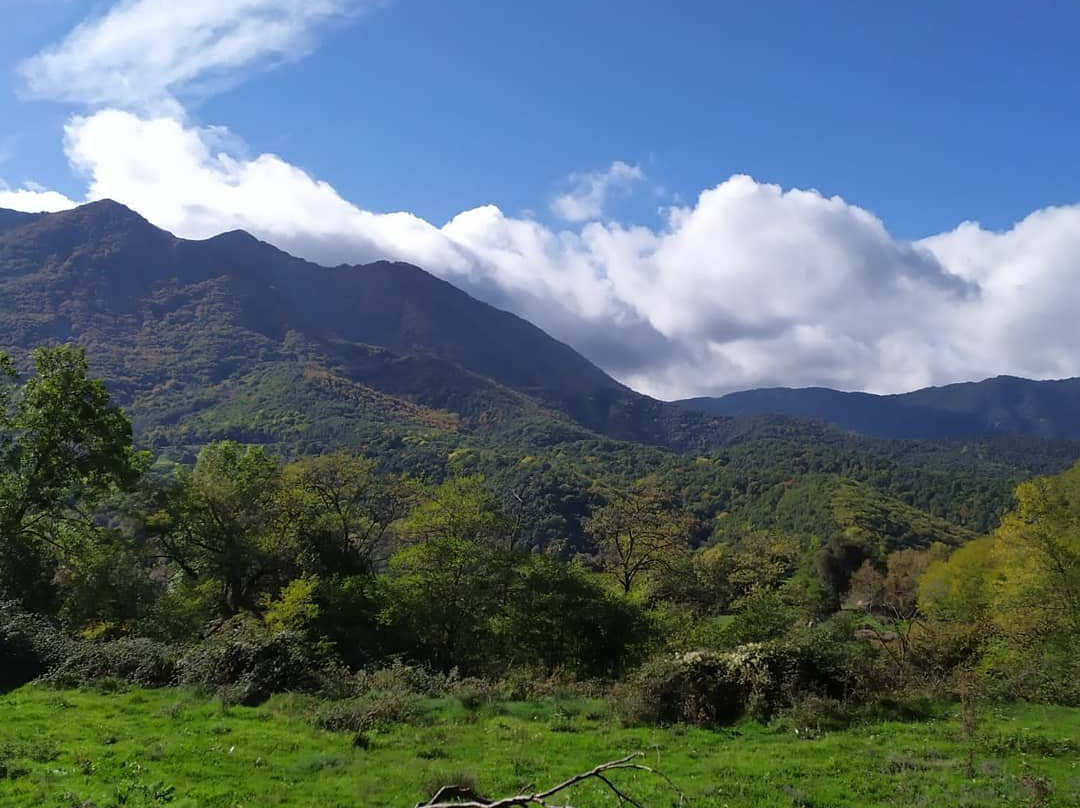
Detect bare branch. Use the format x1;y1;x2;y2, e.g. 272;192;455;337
415;753;685;808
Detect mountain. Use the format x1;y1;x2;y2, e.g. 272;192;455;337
2;200;1078;547
0;209;42;236
678;376;1080;440
0;200;732;455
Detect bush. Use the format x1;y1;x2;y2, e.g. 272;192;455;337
778;695;854;735
314;688;419;733
451;677;496;710
615;620;877;728
44;637;178;687
352;659;448;698
613;649;759;727
177;616;342;705
0;602;72;688
780;614;878;701
495;668;604;702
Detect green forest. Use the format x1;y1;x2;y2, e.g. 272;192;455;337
2;345;1078;806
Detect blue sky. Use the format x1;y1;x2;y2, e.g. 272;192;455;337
5;0;1079;236
2;0;1080;397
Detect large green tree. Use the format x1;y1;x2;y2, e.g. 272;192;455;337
150;442;290;617
0;346;143;612
282;452;418;576
919;462;1080;701
388;475;517;670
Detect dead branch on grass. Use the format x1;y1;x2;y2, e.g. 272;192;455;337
415;752;685;808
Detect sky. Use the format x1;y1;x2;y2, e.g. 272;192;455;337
2;0;1080;400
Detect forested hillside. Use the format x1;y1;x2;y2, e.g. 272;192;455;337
2;345;1077;713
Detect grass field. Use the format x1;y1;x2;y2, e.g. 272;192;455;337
1;685;1077;807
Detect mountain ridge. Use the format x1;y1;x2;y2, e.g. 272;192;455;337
678;375;1080;440
2;199;1078;457
3;199;1080;546
0;200;707;456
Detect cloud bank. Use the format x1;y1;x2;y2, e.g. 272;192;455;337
5;0;1080;400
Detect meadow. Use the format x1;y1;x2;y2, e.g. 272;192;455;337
1;686;1077;808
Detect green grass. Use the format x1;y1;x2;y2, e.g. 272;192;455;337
0;686;1077;807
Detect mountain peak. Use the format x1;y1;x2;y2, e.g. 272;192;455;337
71;198;158;228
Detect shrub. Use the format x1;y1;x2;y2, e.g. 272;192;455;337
352;659;448;698
0;601;72;688
778;695;854;734
495;668;604;702
44;637;178;687
780;614;878;701
177;616;341;705
615;624;876;728
613;649;755;727
451;677;496;710
314;689;418;733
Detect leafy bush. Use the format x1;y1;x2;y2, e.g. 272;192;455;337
450;677;496;710
177;616;341;705
44;637;178;687
613;649;758;727
779;614;878;700
0;602;72;688
780;695;853;734
314;689;418;732
352;659;448;698
615;622;877;728
494;668;605;702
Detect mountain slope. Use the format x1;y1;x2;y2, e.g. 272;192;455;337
0;201;1076;482
0;200;818;455
0;200;620;395
0;201;610;456
2;200;1079;545
679;376;1080;440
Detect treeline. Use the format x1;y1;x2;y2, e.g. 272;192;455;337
2;347;1077;719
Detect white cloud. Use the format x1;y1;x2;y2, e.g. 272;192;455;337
551;161;646;222
11;107;1080;400
0;181;78;212
18;0;374;110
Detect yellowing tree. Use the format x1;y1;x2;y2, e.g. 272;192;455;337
992;466;1080;655
918;462;1080;701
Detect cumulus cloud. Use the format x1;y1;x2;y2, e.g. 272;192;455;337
8;107;1080;400
18;0;375;110
0;181;78;212
8;0;1080;399
551;161;646;222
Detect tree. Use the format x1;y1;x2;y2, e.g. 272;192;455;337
585;482;692;594
0;345;144;612
492;555;650;676
150;442;289;617
845;560;885;612
919;537;997;624
726;530;802;604
993;467;1080;645
989;465;1080;696
282;452;418;575
918;464;1080;700
388;475;517;671
400;474;513;548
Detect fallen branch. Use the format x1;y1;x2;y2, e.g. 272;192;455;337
415;753;685;808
